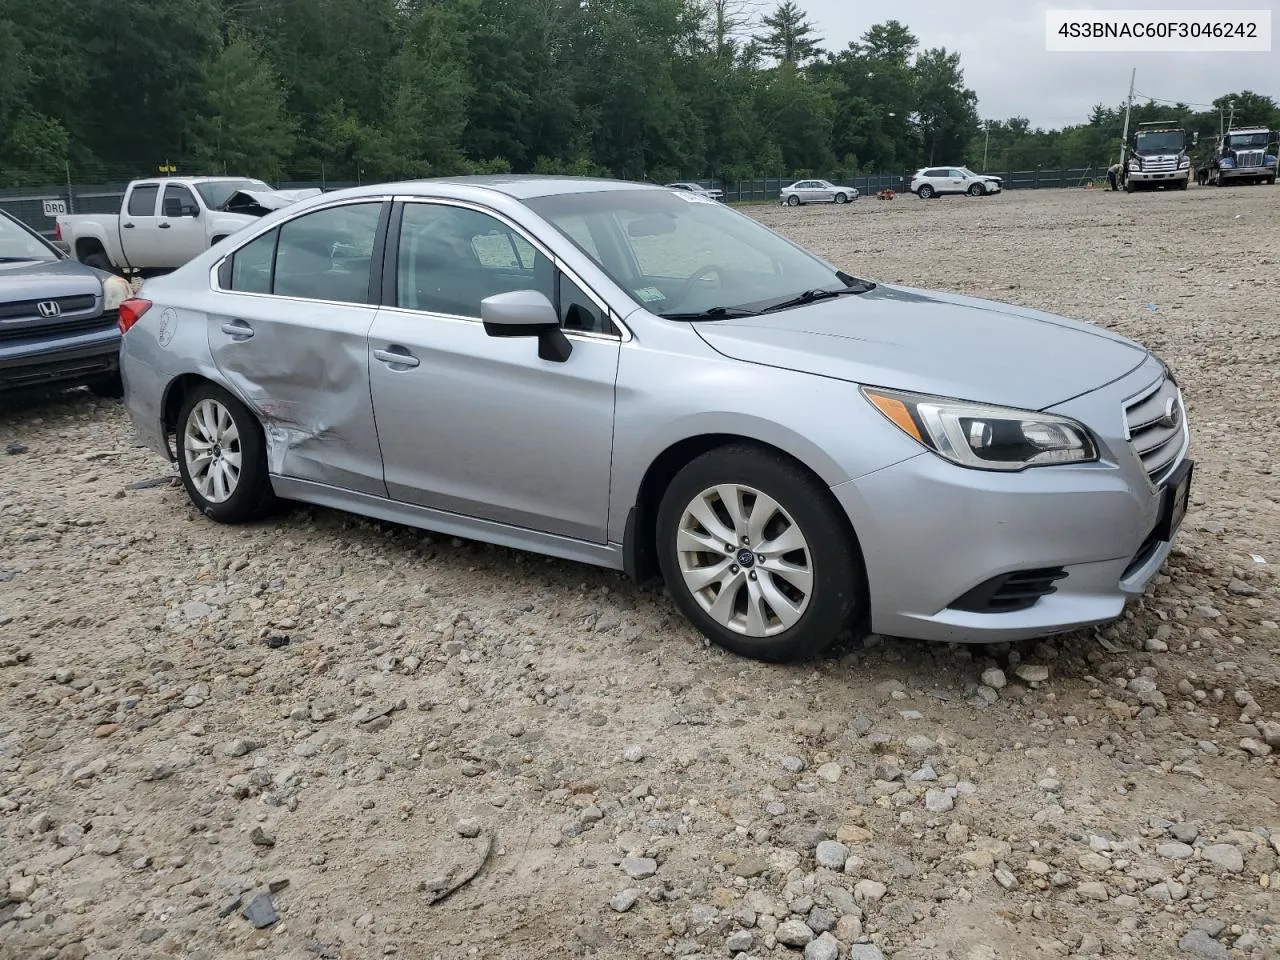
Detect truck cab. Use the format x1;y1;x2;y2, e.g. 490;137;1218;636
1198;127;1278;186
1123;122;1192;192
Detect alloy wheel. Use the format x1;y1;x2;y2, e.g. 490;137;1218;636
183;398;242;504
676;483;813;637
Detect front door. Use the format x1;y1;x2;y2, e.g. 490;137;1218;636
119;182;162;268
206;200;389;496
367;200;620;543
157;183;208;269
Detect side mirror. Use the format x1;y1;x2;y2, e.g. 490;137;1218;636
480;290;571;362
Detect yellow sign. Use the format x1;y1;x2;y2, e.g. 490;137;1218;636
158;163;177;174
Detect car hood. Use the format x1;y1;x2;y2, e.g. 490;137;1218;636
0;258;105;300
691;283;1148;410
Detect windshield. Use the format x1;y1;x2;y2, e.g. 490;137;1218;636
1134;131;1185;154
523;189;853;317
957;168;978;178
0;213;59;262
1226;132;1270;149
194;179;271;209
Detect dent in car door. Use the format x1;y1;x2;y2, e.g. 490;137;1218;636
368;201;620;543
207;201;390;497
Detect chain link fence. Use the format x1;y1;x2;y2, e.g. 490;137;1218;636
2;167;1108;239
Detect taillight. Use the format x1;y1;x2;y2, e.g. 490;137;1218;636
117;298;153;334
54;222;62;241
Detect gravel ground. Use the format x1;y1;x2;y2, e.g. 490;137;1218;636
2;186;1278;960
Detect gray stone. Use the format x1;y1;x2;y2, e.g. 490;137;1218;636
1171;823;1199;843
849;946;887;960
622;745;644;763
980;668;1007;689
924;789;954;813
249;826;275;848
1177;930;1228;959
242;892;278;928
780;755;807;773
455;818;483;838
854;879;887;903
1157;842;1194;860
1077;933;1103;956
1191;919;1227;938
1014;664;1049;683
621;856;658;879
806;907;835;933
775;919;814;947
804;932;840;960
726;930;753;952
1201;844;1243;873
815;841;849;871
610;889;638;913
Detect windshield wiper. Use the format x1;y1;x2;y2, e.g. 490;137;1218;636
658;305;760;321
759;281;875;314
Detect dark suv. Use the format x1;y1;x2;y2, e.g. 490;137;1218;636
0;209;130;395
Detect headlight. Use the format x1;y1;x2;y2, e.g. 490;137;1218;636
1178;157;1190;169
862;387;1098;471
102;275;131;312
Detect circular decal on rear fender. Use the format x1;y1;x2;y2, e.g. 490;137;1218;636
157;308;178;347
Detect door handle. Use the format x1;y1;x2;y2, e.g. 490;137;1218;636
159;223;171;229
220;320;254;340
374;347;420;369
123;223;135;229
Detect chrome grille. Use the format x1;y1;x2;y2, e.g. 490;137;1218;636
1235;150;1264;168
1124;375;1187;484
1140;157;1177;172
0;293;97;322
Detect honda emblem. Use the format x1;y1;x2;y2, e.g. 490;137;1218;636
37;300;61;319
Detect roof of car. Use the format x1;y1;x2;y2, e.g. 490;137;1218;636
403;175;664;199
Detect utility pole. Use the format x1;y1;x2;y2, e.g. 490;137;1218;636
1119;67;1136;175
983;121;990;171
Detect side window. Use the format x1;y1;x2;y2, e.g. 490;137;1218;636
558;273;616;336
127;185;158;217
162;184;200;218
229;229;277;294
272;202;382;304
950;169;967;178
553;214;602;261
396;203;553;318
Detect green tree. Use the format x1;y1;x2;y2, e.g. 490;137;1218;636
754;1;823;66
193;33;295;177
913;48;978;165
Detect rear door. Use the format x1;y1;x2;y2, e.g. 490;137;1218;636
156;183;207;268
119;183;161;267
207;199;390;496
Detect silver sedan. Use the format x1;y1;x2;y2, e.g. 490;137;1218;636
117;176;1191;662
780;179;858;206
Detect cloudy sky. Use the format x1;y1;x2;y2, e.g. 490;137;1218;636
797;0;1279;128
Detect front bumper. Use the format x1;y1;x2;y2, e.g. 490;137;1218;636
0;323;120;391
1127;169;1189;183
834;359;1188;643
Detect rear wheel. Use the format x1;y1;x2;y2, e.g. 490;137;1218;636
786;194;800;206
176;383;276;523
656;444;864;663
917;184;935;199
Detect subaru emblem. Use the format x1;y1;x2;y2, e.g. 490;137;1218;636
1157;397;1180;430
37;300;61;319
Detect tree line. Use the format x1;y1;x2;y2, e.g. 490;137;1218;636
1;0;1277;188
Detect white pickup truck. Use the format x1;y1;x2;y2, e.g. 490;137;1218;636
55;177;320;277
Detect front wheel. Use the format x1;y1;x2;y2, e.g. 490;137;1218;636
656;444;864;663
834;192;848;204
786;194;800;206
176;383;277;523
967;183;984;197
83;252;122;277
917;184;935;199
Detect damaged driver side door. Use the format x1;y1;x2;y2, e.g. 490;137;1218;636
208;199;391;496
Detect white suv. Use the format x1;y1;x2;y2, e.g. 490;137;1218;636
910;167;1003;199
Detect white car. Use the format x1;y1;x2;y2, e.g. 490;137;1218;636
665;182;724;201
910;167;1003;199
780;180;858;206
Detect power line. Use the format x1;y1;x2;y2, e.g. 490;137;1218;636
1131;88;1218;109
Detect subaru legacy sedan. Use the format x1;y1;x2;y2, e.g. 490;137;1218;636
117;176;1191;663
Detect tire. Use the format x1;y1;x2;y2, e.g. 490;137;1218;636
655;444;865;663
175;382;276;524
86;371;123;398
1124;180;1135;193
917;184;935;199
786;194;800;206
1176;177;1189;190
967;183;984;197
834;192;848;204
1269;177;1276;186
83;252;121;277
